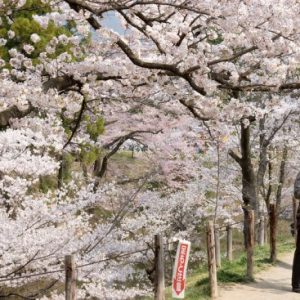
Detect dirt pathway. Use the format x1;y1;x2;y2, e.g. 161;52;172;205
219;252;300;299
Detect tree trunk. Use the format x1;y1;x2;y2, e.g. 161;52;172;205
229;117;257;248
246;209;255;280
265;154;273;213
293;197;298;245
207;221;218;299
215;227;221;268
275;146;288;214
269;146;287;262
65;255;77;300
240;119;257;212
257;117;269;207
154;234;165;300
269;204;277;263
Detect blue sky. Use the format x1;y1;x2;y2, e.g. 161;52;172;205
101;12;125;35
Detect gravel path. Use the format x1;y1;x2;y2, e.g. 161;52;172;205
219;252;300;299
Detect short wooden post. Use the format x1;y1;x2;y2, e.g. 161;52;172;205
293;197;298;245
207;221;218;299
215;227;221;268
154;234;165;300
226;225;233;261
65;255;77;300
269;204;277;263
245;210;254;280
258;216;265;246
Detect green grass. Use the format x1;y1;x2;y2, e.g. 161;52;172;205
164;234;294;300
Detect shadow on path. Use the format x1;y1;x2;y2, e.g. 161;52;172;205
276;259;293;270
219;252;297;300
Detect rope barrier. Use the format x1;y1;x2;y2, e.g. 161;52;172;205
217;220;244;232
0;217;249;283
0;246;153;283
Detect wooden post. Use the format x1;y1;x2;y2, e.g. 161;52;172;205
207;221;218;299
215;227;221;268
258;216;265;246
245;209;255;280
269;204;277;263
154;234;165;300
226;225;233;261
293;197;298;245
65;255;77;300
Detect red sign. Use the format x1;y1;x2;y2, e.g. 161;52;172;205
172;240;191;299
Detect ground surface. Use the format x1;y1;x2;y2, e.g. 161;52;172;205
219;252;300;299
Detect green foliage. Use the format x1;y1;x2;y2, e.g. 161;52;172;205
62;114;104;146
207;28;224;45
39;175;57;193
60;153;75;183
86;117;105;141
61;114;105;172
205;190;216;199
202;160;214;169
0;0;75;64
76;116;105;168
5;0;51;16
145;180;165;191
80;144;101;166
61;112;73;137
207;35;224;45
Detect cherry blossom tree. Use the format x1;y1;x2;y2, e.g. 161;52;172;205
1;0;300;298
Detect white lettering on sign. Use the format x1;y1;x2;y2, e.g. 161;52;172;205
172;240;191;299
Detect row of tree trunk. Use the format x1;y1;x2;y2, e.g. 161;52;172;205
229;116;289;252
208;205;286;299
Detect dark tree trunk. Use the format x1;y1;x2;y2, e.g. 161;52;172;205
256;117;269;242
256;117;268;198
229;117;257;248
275;145;288;214
265;155;273;213
269;204;277;262
256;117;269;215
269;146;288;262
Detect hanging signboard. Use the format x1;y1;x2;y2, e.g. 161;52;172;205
172;240;191;299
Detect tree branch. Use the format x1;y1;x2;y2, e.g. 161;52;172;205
219;82;300;93
179;99;211;121
265;111;293;146
63;98;86;149
94;129;162;182
228;149;242;166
